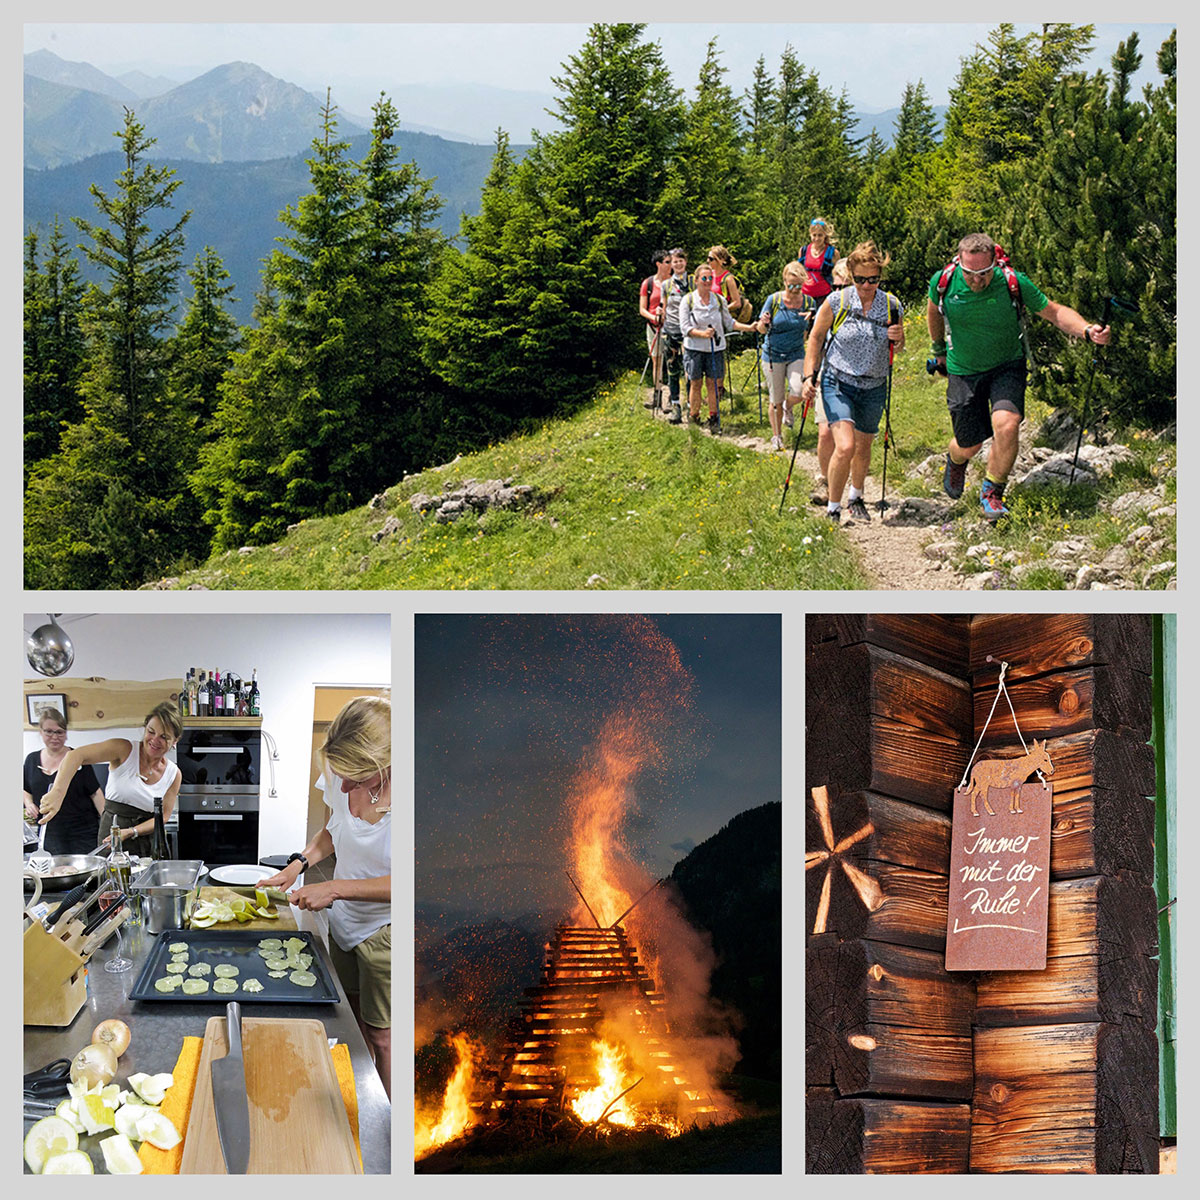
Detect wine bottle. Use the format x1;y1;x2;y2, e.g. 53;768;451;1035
198;671;209;718
151;798;169;861
213;669;223;716
188;669;199;718
179;669;190;718
249;669;260;717
226;673;238;716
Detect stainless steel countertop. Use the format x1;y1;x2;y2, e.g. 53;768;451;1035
24;916;391;1174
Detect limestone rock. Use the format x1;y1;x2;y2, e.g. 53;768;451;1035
1143;561;1176;587
1110;490;1159;520
371;516;402;543
923;541;957;561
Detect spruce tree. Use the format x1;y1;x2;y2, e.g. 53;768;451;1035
172;246;239;427
24;219;86;472
893;81;939;163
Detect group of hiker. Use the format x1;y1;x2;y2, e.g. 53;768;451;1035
638;224;1111;523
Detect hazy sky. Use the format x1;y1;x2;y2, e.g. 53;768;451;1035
24;17;1173;116
413;614;781;922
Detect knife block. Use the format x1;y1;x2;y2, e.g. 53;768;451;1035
23;921;87;1027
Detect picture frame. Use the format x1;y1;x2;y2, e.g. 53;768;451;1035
27;693;67;726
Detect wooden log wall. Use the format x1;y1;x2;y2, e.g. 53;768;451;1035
807;614;1160;1174
806;616;974;1172
967;614;1158;1173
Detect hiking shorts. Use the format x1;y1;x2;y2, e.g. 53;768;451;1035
820;373;887;435
328;922;391;1029
946;358;1026;448
684;347;724;381
765;360;805;408
645;322;665;354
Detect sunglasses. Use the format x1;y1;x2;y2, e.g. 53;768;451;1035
853;274;881;285
785;282;805;291
960;264;995;277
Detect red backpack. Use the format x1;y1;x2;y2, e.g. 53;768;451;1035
935;243;1033;361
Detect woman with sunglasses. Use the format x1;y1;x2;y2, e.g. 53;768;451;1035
37;701;183;857
759;261;818;450
24;706;105;854
801;242;905;524
258;695;392;1098
705;245;750;318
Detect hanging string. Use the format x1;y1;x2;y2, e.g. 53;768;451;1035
958;658;1048;789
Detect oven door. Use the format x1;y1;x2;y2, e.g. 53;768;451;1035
176;728;262;791
177;797;260;866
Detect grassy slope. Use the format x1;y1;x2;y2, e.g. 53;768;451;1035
171;369;868;590
169;312;1174;591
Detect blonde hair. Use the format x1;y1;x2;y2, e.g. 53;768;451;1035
846;241;891;274
144;701;183;742
805;217;836;250
782;261;808;285
38;706;67;730
321;695;391;783
831;258;852;286
707;244;737;268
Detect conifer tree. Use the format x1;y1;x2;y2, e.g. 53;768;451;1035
893;81;939;163
172;246;239;427
24;218;86;472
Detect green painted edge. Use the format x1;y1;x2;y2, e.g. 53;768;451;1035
1152;614;1177;1134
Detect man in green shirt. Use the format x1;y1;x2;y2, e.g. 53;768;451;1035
927;233;1111;519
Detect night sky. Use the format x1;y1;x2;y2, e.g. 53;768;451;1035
414;614;781;924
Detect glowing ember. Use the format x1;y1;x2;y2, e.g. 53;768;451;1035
415;1033;478;1158
570;1039;638;1127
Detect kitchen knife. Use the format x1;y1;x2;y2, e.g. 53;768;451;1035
211;1002;252;1174
82;894;125;937
45;879;95;934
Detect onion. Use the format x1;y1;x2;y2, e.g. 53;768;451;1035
69;1043;118;1089
92;1019;131;1058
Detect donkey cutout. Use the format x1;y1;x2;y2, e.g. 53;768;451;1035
963;740;1054;816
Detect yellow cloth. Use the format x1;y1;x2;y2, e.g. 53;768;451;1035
137;1036;363;1173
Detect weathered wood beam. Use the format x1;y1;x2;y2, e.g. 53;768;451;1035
970;614;1152;683
808;939;974;1098
809;614;971;678
807;1090;971;1173
971;1019;1159;1173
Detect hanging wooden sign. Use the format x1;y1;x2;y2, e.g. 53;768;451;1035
945;741;1054;971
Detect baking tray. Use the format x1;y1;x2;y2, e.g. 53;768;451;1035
129;928;340;1005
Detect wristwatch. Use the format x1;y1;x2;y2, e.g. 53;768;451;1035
286;852;309;872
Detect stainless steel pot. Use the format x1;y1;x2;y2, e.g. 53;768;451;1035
131;860;204;934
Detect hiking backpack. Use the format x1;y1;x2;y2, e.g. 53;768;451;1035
799;242;837;287
935;243;1035;362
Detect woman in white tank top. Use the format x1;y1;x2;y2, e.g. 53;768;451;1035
259;696;392;1097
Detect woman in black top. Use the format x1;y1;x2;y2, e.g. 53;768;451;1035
23;707;104;855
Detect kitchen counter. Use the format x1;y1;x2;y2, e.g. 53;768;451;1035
24;916;391;1174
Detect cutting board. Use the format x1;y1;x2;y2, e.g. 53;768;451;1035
191;886;297;931
180;1016;361;1174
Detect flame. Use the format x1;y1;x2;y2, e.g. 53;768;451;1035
415;1033;478;1158
570;1039;638;1127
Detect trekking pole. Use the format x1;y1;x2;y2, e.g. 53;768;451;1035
1069;296;1117;484
755;330;764;425
778;390;812;515
635;323;662;413
709;331;719;422
876;339;897;514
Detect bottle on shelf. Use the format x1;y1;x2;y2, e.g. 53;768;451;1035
197;671;209;718
249;669;260;717
151;798;169;861
179;669;190;718
213;669;223;716
188;669;199;717
226;673;238;716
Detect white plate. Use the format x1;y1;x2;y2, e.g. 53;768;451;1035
207;864;274;885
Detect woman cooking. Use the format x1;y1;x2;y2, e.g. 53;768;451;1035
259;696;392;1098
24;707;105;855
38;701;183;857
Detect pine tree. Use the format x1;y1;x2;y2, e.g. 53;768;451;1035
171;246;239;427
893;81;939;163
1004;31;1175;426
24;218;86;472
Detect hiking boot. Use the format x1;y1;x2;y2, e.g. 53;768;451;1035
980;479;1010;521
707;414;721;434
826;506;842;525
668;404;682;425
643;390;657;409
847;497;872;523
783;405;794;429
810;477;829;505
943;453;968;499
770;434;783;451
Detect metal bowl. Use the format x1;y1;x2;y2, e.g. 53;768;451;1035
22;853;108;891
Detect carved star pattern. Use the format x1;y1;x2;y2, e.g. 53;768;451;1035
806;785;884;935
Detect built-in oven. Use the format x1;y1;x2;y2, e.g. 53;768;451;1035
175;725;262;865
176;792;260;865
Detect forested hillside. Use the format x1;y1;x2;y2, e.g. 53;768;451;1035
24;22;1175;590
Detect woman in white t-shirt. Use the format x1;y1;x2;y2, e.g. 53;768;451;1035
38;701;182;858
259;696;391;1097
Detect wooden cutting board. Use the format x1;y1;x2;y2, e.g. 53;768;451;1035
180;1016;361;1174
191;886;298;931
